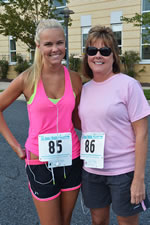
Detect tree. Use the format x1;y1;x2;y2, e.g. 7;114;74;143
122;11;150;44
0;0;68;50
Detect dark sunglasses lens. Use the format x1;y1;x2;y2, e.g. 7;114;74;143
87;47;112;56
87;47;97;56
100;47;111;56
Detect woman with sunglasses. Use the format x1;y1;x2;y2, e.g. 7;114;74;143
0;19;82;225
78;25;150;225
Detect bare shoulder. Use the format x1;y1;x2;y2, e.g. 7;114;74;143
69;70;82;95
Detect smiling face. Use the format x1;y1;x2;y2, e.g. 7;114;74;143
37;28;65;67
87;39;115;82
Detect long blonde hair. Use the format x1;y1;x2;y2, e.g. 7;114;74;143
25;19;65;90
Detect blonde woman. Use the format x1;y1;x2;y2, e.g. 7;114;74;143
0;19;82;225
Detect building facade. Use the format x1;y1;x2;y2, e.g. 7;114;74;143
0;0;150;83
68;0;150;83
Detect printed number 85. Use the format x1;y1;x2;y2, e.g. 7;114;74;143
48;140;62;154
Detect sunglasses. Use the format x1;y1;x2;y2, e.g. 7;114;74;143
87;46;112;56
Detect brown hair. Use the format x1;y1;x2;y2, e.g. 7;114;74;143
83;25;120;79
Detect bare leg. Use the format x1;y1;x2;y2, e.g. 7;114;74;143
33;196;61;225
90;206;110;225
117;214;139;225
60;189;80;225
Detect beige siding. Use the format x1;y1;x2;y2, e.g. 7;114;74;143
67;0;150;83
68;0;141;56
16;40;30;60
0;35;29;61
7;65;18;79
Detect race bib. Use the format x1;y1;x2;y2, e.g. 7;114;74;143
80;132;105;169
38;132;72;168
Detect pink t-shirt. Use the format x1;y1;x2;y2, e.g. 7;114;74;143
25;66;80;159
78;73;150;175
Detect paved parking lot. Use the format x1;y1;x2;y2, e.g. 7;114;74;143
0;97;150;224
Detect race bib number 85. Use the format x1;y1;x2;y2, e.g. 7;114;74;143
80;132;105;169
38;132;72;168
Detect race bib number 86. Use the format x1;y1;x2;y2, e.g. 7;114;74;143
80;132;105;169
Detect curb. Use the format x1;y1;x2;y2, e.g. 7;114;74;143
0;81;150;103
0;82;25;101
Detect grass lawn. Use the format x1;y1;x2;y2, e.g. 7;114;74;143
143;89;150;100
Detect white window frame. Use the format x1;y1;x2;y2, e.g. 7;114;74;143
110;11;122;54
80;15;91;54
81;27;91;54
9;36;16;65
111;24;122;54
30;49;35;63
141;0;150;63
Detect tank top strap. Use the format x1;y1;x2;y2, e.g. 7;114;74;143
63;66;74;96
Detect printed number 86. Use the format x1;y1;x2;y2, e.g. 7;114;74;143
85;140;95;153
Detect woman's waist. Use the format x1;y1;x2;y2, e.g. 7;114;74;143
25;150;80;165
25;151;46;165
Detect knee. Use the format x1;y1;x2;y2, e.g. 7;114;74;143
91;209;109;225
117;214;139;225
92;217;109;225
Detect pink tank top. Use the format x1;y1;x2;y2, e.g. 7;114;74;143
25;66;80;159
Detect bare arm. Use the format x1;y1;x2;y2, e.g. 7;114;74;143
130;117;148;204
70;70;82;130
0;74;27;159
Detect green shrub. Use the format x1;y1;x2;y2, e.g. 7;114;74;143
15;54;31;74
120;51;141;77
69;54;81;72
0;59;9;79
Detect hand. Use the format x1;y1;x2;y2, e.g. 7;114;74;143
15;145;26;160
130;178;145;204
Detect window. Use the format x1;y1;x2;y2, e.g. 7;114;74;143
141;0;150;61
82;27;90;53
110;11;122;54
30;49;35;63
111;24;122;54
53;0;66;7
9;36;16;64
143;0;150;10
80;15;91;54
